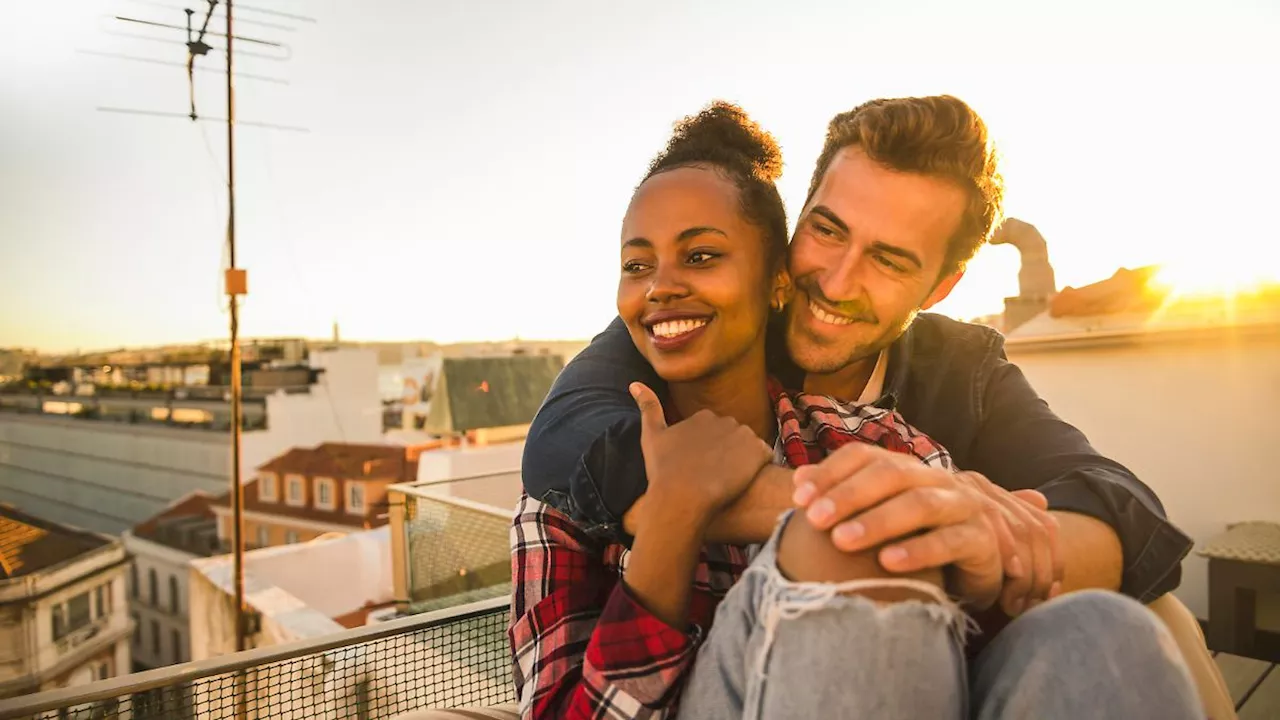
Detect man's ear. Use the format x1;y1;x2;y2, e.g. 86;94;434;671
922;269;964;310
771;268;794;310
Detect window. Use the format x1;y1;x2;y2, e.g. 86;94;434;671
171;629;183;664
94;585;106;619
130;564;139;599
315;477;336;510
148;569;159;607
95;662;111;680
168;576;180;614
256;525;270;548
131;612;140;647
285;530;299;544
346;483;365;515
52;593;93;641
285;474;305;506
257;472;278;502
151;620;161;657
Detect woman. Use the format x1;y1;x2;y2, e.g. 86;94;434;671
508;102;965;719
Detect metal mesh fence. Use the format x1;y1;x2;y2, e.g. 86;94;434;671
0;602;514;720
403;493;512;614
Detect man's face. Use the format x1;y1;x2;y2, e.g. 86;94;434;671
786;147;967;380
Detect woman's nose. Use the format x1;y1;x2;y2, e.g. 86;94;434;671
646;267;689;303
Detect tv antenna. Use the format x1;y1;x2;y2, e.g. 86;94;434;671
85;0;315;668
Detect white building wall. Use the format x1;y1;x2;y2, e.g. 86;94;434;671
1007;330;1280;620
0;416;227;534
122;533;197;668
0;349;384;535
0;544;132;698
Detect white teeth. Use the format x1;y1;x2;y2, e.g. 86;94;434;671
651;318;708;339
809;300;855;326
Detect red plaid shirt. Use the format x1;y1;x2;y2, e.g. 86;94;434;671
509;382;952;719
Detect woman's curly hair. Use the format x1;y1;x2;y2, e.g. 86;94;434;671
641;101;788;271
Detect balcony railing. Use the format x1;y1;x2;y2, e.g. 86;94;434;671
388;474;517;615
0;596;514;720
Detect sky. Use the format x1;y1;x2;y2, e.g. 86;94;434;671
1;0;1278;353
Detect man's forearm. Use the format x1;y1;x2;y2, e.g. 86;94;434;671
1053;510;1123;593
705;465;794;544
622;465;794;544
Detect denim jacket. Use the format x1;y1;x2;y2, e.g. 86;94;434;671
522;313;1192;602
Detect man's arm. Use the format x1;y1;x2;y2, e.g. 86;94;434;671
969;354;1192;602
522;318;656;537
623;465;795;545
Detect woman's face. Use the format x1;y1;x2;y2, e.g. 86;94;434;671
617;166;783;383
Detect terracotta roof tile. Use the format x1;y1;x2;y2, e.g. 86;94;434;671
131;492;220;556
258;442;419;482
1049;266;1166;318
0;505;111;580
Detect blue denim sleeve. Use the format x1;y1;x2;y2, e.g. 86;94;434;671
521;317;663;540
969;354;1193;603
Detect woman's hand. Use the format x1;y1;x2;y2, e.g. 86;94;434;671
621;383;772;628
628;382;774;532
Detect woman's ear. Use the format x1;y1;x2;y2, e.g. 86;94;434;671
771;269;793;312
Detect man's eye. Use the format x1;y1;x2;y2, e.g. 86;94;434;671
813;223;837;238
874;254;905;273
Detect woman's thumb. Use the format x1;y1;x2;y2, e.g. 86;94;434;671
629;382;667;435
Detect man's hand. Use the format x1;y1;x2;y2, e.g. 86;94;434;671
628;383;773;530
791;444;1006;610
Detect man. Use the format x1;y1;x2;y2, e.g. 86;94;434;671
525;95;1191;620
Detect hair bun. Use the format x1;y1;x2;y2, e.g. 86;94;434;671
651;101;783;183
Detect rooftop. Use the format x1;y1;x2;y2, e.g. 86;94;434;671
425;355;564;434
1006;265;1280;347
129;491;220;557
258;442;422;481
0;504;110;580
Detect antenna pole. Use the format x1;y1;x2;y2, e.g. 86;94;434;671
226;2;248;718
225;0;246;654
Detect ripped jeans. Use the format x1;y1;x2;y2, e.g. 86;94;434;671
680;513;1202;720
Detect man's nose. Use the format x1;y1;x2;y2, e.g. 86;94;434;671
646;266;690;303
820;245;865;301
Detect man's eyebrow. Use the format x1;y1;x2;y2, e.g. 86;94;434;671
807;205;849;233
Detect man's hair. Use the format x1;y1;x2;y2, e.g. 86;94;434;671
805;95;1005;276
643;101;789;271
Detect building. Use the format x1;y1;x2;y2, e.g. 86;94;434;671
386;354;565;445
0;505;131;700
187;526;394;660
212;442;422;550
121;491;219;671
0;348;382;535
988;229;1280;632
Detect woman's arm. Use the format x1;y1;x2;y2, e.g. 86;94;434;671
510;496;707;720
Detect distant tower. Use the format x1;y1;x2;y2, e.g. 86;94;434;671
332;321;340;344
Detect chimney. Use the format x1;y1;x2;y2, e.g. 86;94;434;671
990;218;1057;332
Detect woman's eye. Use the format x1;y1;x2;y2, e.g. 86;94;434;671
687;251;718;264
622;260;650;274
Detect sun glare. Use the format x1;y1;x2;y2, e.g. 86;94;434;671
1151;261;1280;299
